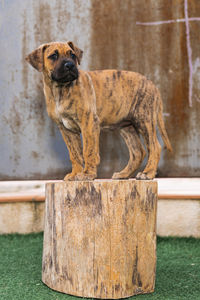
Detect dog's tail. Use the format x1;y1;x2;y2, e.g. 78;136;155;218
157;94;173;152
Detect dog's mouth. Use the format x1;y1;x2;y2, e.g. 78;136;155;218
51;60;79;84
51;72;78;83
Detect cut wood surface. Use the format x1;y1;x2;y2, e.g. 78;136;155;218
42;179;157;299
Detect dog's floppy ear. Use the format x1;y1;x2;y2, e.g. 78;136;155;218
26;44;49;72
68;41;83;65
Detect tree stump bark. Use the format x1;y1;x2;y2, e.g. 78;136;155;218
42;179;157;299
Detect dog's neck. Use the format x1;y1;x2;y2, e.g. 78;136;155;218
43;74;75;102
54;81;74;88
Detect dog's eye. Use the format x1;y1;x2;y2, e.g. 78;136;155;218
70;51;76;60
48;52;58;61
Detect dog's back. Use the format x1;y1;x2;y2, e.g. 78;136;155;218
87;70;156;125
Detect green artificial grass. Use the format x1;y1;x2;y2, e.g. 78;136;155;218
0;234;199;300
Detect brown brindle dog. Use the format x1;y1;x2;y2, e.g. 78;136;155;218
26;41;172;181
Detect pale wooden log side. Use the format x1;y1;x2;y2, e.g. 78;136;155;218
42;179;157;299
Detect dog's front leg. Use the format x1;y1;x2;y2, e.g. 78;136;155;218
59;125;84;181
76;113;100;181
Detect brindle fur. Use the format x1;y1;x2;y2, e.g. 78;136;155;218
26;42;172;181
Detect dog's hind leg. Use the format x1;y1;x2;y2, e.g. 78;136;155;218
112;126;146;179
136;121;161;180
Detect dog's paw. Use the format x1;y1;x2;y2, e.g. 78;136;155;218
64;173;77;181
136;172;153;180
112;172;128;179
64;172;96;181
75;172;96;181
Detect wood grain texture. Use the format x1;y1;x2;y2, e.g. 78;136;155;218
42;179;157;298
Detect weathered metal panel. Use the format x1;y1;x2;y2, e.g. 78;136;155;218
0;0;200;179
0;0;91;179
90;0;200;177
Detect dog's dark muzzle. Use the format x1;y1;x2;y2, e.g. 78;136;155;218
51;59;79;83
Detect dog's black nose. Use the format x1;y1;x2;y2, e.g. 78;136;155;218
64;61;74;70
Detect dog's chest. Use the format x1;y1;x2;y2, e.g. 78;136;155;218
61;117;76;131
51;85;80;132
56;104;80;133
55;104;79;132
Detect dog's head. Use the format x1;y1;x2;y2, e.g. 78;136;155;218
26;41;83;84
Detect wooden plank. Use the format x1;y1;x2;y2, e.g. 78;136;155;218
0;178;200;203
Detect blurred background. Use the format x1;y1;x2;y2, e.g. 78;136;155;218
0;0;200;180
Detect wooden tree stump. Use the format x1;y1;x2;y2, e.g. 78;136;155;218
42;179;157;299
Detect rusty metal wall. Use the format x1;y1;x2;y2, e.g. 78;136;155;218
0;0;200;179
0;0;92;180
